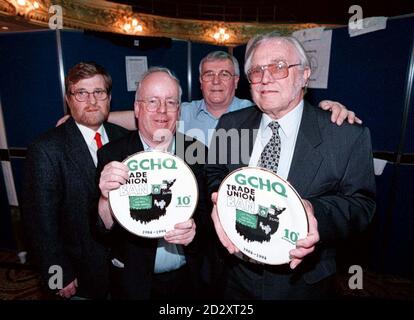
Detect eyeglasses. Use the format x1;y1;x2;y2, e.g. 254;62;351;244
137;97;180;112
247;61;301;84
201;70;234;82
70;89;108;102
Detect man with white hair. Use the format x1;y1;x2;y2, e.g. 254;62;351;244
96;67;209;299
206;33;376;299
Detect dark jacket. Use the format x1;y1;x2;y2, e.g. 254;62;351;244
206;102;376;286
22;118;128;298
96;131;211;299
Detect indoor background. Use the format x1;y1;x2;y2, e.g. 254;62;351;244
0;0;413;299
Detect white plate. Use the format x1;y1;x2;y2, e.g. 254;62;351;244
216;167;308;265
108;150;198;238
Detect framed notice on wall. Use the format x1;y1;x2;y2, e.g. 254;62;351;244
292;27;332;89
126;56;148;92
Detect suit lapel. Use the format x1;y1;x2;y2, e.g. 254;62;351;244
104;122;123;142
230;107;262;172
245;109;261;165
64;118;97;193
104;123;116;141
288;102;323;196
127;131;144;155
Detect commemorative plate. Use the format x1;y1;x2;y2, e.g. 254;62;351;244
216;167;308;265
108;150;198;238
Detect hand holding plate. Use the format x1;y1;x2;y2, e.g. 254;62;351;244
211;192;239;254
164;218;196;246
99;161;129;198
289;199;319;269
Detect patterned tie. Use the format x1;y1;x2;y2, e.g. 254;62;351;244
257;121;281;173
94;132;103;149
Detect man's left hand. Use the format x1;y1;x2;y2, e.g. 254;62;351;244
289;199;320;269
319;100;363;125
164;218;196;246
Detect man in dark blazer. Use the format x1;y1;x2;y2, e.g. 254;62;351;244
206;33;376;299
22;62;128;299
96;67;210;299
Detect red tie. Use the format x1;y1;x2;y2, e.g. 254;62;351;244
94;132;103;149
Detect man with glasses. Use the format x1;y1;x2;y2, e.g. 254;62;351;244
96;67;209;299
103;51;361;146
178;51;253;145
206;34;376;299
22;62;128;299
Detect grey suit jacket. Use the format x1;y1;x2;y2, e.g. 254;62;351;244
206;102;376;284
22;118;128;298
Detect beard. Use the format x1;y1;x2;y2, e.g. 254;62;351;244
79;110;107;127
72;104;109;128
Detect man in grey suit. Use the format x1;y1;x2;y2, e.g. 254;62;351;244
22;62;127;299
206;33;376;299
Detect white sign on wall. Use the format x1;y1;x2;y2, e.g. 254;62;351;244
292;27;332;89
126;56;148;92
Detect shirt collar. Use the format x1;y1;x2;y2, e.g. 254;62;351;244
196;100;209;116
138;132;176;154
260;100;304;138
196;97;240;117
75;122;105;145
227;97;242;113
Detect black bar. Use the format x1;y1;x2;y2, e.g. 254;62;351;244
0;148;27;160
373;151;414;165
0;149;10;161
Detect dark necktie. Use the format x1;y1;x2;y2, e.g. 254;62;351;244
94;132;103;149
257;121;281;173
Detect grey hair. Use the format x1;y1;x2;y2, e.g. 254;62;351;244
135;66;182;103
244;32;310;76
199;51;240;76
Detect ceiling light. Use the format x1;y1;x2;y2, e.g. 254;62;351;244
121;17;143;34
123;23;131;32
212;27;230;43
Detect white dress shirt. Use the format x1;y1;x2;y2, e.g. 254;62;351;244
249;101;304;179
75;122;108;167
